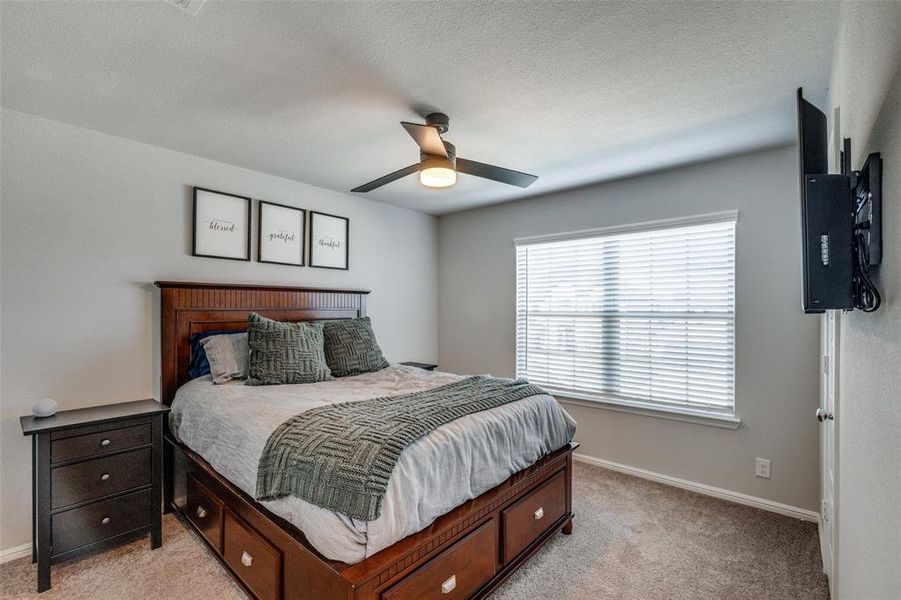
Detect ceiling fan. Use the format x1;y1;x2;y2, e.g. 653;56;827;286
351;113;538;193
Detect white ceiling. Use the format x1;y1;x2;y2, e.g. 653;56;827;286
1;1;840;215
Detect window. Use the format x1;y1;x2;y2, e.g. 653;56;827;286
515;212;737;421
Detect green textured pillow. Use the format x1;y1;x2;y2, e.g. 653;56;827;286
322;317;389;377
246;313;332;385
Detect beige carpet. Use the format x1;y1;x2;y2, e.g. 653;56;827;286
0;462;828;599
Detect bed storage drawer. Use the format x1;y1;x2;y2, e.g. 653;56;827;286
52;423;151;464
382;519;497;600
223;510;282;600
51;447;151;510
501;471;565;562
186;475;223;553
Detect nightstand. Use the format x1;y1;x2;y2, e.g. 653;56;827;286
400;361;438;371
20;399;170;593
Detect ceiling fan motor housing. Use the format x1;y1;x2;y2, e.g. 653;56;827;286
425;112;450;134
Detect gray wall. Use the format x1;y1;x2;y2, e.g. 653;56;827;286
438;145;821;511
829;3;901;598
0;109;438;554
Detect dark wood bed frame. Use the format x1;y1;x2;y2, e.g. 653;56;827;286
157;281;575;600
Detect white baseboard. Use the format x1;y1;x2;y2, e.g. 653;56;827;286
0;456;816;562
0;542;32;564
574;452;820;523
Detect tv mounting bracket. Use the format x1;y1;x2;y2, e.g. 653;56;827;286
841;137;883;311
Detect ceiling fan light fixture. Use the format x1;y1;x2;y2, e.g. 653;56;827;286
419;157;457;188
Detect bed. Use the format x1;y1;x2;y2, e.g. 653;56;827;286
158;281;577;600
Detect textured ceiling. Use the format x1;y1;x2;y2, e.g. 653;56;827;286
1;1;840;215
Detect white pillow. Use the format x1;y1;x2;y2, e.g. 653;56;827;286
200;332;249;384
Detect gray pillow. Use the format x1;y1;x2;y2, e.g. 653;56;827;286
322;317;389;377
246;313;332;385
200;332;249;384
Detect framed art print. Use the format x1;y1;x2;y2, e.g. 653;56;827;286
192;187;252;261
258;201;305;266
309;211;349;270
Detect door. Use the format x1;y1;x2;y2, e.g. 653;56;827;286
819;311;839;595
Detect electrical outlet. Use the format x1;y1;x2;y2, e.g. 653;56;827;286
755;458;771;479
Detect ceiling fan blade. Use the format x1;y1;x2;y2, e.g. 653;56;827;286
351;164;419;193
456;158;538;188
400;122;448;157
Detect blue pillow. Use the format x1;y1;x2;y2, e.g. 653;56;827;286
188;330;241;379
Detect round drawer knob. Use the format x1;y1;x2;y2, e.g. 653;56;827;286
100;439;111;447
534;506;545;520
241;551;253;567
100;473;111;481
196;506;207;519
101;516;111;525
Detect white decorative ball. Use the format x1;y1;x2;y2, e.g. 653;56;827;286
32;398;59;418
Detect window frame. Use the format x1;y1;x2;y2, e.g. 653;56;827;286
514;211;740;429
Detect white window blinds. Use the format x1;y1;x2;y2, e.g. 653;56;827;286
515;213;736;417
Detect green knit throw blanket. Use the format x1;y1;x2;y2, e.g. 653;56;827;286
255;376;547;520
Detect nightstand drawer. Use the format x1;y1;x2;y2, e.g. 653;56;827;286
52;447;151;510
52;424;151;464
52;489;151;556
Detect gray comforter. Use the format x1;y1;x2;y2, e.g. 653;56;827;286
170;365;575;563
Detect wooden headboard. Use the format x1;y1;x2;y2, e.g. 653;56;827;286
156;281;370;405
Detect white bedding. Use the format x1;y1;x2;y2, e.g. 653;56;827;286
169;365;575;563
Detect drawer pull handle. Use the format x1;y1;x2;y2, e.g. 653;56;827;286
241;551;253;567
100;473;110;481
196;506;207;519
100;439;111;447
534;506;544;520
101;516;111;525
441;574;456;594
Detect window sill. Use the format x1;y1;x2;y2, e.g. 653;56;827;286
550;390;741;430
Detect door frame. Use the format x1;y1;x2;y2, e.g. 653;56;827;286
819;310;840;597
